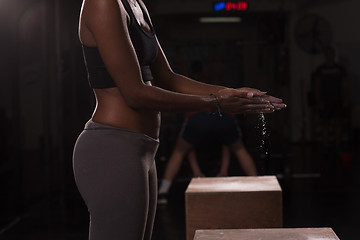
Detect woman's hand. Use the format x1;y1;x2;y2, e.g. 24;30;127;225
259;94;286;111
214;88;286;114
238;88;285;109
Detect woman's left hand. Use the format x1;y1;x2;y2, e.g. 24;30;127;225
237;87;286;111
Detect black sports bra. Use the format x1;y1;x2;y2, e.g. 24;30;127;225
82;0;159;89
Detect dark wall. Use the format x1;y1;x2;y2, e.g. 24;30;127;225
0;0;92;224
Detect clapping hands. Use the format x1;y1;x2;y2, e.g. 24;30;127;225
214;87;286;114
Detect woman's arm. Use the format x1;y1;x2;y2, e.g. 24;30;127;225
150;40;285;111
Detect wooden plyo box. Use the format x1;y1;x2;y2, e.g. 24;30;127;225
185;176;282;240
194;228;340;240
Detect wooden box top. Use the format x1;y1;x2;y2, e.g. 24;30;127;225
185;176;281;194
194;228;339;240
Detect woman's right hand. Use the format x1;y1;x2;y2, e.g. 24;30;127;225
214;88;286;114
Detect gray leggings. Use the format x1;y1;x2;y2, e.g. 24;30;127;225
73;120;159;240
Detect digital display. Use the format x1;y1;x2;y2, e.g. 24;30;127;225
213;1;249;11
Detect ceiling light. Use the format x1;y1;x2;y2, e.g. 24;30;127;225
199;17;242;23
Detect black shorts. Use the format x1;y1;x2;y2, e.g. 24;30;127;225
180;112;241;146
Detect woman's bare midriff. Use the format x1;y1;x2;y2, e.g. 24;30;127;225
91;87;161;140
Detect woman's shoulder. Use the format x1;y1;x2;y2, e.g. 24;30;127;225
82;0;128;18
81;0;129;32
79;0;131;47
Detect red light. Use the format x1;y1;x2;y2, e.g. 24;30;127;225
225;2;248;11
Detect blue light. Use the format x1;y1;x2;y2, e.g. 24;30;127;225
214;2;226;11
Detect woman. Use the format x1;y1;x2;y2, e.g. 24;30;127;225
73;0;286;239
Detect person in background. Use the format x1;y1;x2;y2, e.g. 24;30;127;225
157;111;258;204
